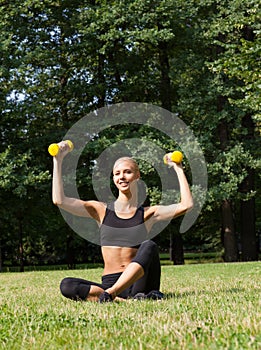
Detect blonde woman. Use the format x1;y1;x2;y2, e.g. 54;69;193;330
52;141;193;302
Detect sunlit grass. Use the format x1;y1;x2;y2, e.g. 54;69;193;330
0;262;260;349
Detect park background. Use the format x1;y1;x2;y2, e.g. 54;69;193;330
0;0;260;272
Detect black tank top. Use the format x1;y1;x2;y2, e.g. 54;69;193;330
100;202;148;247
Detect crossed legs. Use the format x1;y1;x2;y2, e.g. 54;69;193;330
60;240;160;302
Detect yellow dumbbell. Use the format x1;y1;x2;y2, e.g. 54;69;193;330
48;140;74;156
163;150;183;164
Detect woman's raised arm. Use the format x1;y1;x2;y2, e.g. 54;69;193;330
52;141;105;220
145;154;193;222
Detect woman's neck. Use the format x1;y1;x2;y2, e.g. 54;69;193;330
115;193;138;211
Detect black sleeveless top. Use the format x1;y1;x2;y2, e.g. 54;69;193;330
100;202;148;247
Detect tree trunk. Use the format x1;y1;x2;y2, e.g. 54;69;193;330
217;101;238;261
240;194;257;261
158;41;182;263
239;114;257;261
66;234;75;269
221;199;238;262
0;240;2;272
158;41;172;111
170;230;184;265
18;217;24;272
97;53;106;108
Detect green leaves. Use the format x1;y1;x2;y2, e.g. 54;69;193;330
0;0;260;263
203;0;261;119
0;147;50;197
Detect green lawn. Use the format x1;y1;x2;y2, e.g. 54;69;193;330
0;262;260;350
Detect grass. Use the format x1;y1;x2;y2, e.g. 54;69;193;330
0;262;260;350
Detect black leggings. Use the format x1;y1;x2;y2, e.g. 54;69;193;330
60;240;161;301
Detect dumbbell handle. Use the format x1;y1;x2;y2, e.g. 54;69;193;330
48;140;74;156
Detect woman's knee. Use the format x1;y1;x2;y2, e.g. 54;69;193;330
132;240;159;271
60;277;74;298
140;240;158;254
60;277;91;301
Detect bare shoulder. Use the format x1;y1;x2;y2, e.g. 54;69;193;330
84;200;107;223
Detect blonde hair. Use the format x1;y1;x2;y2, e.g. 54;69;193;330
113;157;140;174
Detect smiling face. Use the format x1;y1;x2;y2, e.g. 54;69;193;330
113;158;140;193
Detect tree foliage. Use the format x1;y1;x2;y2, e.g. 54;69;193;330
0;0;260;268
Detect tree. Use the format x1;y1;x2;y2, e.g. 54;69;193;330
0;0;91;268
0;0;260;269
204;0;260;260
173;0;260;261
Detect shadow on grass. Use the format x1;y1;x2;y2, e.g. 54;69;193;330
164;287;247;299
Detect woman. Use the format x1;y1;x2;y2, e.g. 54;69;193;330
52;141;193;302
